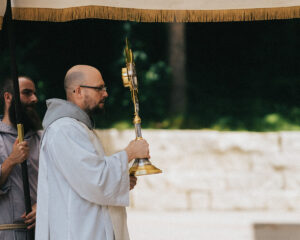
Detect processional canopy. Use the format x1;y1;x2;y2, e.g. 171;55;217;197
2;0;300;30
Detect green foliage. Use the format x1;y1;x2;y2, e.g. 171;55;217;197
1;20;300;131
111;121;132;130
210;113;300;132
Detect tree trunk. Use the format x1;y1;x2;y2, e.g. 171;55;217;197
168;23;186;115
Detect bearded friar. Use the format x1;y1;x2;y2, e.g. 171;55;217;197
0;76;42;240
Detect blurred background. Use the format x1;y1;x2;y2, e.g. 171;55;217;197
1;19;300;239
1;19;300;131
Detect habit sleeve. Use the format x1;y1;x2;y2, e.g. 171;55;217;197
47;121;129;206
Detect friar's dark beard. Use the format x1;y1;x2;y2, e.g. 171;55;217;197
86;106;106;117
83;98;106;117
9;99;42;133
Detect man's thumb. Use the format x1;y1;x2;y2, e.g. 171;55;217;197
14;138;19;145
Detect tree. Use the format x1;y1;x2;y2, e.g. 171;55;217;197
168;23;187;115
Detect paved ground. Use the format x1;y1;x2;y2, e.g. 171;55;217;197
127;210;300;240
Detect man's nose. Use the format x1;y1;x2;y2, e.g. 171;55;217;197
30;93;38;103
103;90;108;98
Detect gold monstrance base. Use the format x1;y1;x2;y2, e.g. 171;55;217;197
129;158;162;176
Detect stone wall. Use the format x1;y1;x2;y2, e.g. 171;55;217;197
95;130;300;211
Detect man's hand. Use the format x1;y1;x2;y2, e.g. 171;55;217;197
130;175;137;190
0;139;29;186
21;203;36;229
7;139;29;165
125;139;150;162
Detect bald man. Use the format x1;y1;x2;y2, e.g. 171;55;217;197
0;77;42;239
35;65;150;240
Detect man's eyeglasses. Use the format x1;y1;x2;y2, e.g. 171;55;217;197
73;85;108;93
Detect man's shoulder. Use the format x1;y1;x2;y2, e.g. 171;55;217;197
49;117;82;128
42;117;92;147
46;117;87;136
0;126;16;143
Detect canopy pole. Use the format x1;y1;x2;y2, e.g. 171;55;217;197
4;1;34;239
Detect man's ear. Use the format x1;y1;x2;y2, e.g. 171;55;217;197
74;86;83;97
3;92;13;104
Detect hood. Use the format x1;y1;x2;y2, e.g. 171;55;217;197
0;121;18;135
0;119;37;138
43;98;93;130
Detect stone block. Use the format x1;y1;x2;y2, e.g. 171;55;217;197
284;170;300;190
211;190;267;210
211;190;300;211
254;224;300;240
225;171;283;191
280;131;300;153
130;187;188;211
189;191;211;210
94;129;300;212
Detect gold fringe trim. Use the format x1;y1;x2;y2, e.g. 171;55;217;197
1;5;300;29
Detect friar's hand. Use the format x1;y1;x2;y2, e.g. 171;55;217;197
125;139;150;162
130;175;137;190
21;203;36;229
8;139;29;165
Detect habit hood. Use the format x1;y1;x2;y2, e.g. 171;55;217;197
42;98;93;130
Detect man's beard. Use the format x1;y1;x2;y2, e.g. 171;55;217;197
85;105;106;116
9;99;42;133
84;97;106;116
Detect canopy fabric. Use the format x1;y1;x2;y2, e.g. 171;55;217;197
1;0;300;29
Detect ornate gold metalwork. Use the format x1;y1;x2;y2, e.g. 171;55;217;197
122;39;162;176
133;115;141;124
